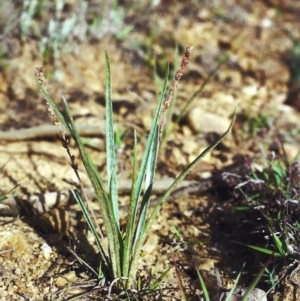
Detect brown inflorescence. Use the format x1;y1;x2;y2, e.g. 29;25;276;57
159;46;193;140
35;67;60;127
35;67;80;180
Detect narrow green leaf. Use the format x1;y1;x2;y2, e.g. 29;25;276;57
70;247;99;277
146;106;236;240
196;270;210;301
234;206;252;211
132;64;169;204
133;106;236;270
38;86;122;277
224;263;245;301
134;125;159;248
148;266;172;290
71;190;109;271
233;240;282;257
240;259;270;301
105;51;119;225
123;130;138;278
62;96;123;278
269;229;284;255
126;65;169;286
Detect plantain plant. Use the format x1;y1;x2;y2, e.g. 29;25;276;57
36;48;235;292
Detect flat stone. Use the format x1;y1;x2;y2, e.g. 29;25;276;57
187;107;231;134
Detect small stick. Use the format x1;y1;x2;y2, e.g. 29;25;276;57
0;177;214;217
0;123;105;141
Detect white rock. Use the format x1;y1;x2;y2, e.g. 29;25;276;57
41;242;52;259
220;287;267;301
187;107;231;134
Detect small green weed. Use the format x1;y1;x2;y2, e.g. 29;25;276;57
242;112;271;136
233;156;300;292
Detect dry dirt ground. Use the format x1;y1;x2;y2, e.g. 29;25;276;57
1;1;300;300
